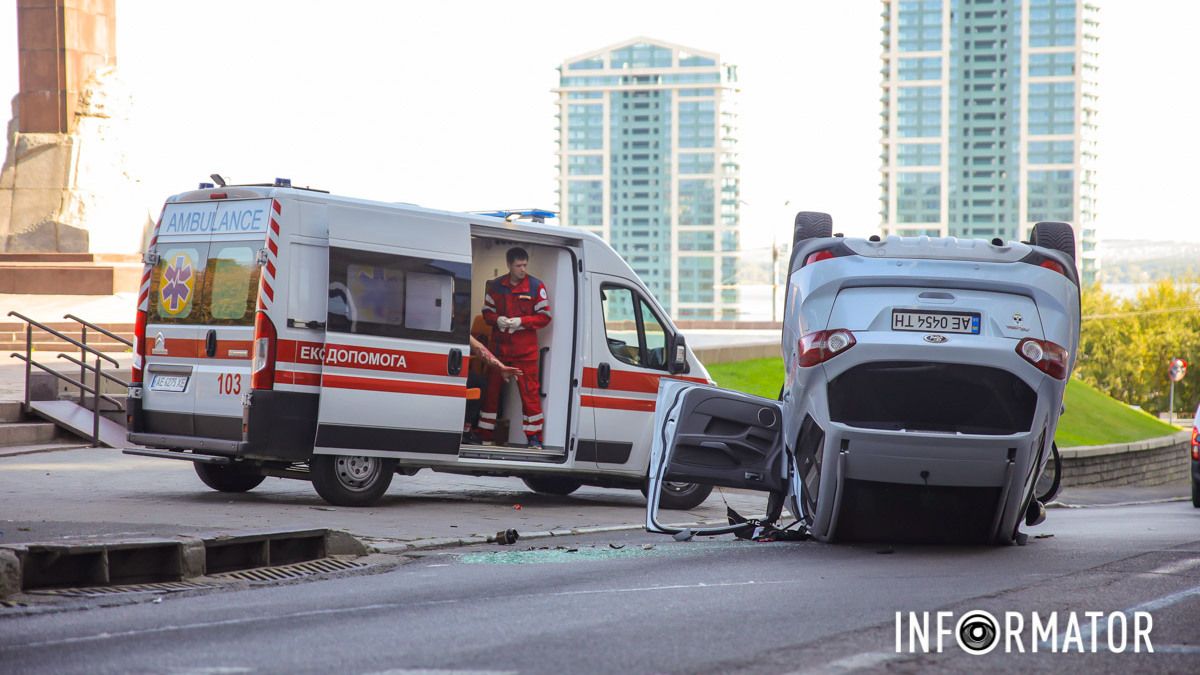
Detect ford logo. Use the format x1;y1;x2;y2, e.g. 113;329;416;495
923;334;948;343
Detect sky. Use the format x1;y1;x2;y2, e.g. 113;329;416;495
0;0;1197;258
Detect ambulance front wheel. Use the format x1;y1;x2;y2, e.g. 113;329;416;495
310;455;396;507
641;481;714;510
193;461;265;493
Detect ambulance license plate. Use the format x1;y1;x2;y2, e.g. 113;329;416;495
891;309;980;334
150;375;189;392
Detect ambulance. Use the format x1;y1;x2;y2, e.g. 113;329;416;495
124;181;715;509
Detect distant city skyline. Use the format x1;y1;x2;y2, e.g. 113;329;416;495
0;1;1195;267
879;0;1100;283
556;38;741;320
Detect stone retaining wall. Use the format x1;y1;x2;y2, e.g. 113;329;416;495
1060;431;1191;487
693;342;778;366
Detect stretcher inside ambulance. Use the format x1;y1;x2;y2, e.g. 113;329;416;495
125;185;715;509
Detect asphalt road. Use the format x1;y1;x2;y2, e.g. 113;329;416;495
2;501;1199;674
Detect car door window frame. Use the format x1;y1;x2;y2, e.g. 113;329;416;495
600;283;670;372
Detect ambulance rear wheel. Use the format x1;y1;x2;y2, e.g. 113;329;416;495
641;481;713;510
193;461;265;493
310;455;396;507
522;476;583;496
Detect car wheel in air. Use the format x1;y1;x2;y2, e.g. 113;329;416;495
522;476;583;496
310;454;396;507
193;461;265;493
793;211;833;248
1030;221;1076;262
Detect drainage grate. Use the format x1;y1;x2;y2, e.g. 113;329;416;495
213;557;366;582
28;580;214;598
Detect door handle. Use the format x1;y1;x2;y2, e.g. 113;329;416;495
447;348;463;376
205;329;217;358
597;362;611;389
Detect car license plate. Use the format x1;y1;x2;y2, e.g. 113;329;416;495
892;309;980;334
150;374;189;392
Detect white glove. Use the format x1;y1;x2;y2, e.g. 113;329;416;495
509;316;523;330
497;316;513;330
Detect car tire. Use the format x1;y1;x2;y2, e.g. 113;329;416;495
193;461;265;493
641;481;714;510
522;476;583;496
1192;479;1200;508
1035;442;1062;504
793;211;833;248
1030;221;1076;262
310;454;396;507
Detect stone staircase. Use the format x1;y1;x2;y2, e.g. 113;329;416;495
0;253;142;295
0;321;134;353
0;401;82;454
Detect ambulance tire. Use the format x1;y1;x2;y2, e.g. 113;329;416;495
193;461;265;493
1030;221;1076;262
310;455;396;507
521;476;583;496
641;481;714;510
792;211;833;248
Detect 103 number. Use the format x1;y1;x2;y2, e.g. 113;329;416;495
217;373;242;395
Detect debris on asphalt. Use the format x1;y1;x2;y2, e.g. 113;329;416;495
513;504;522;510
642;544;654;550
488;528;520;545
673;529;695;542
309;506;335;512
608;543;625;550
1034;533;1055;539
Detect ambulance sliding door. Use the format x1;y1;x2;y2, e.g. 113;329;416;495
314;206;471;459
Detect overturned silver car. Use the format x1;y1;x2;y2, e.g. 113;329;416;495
647;213;1079;545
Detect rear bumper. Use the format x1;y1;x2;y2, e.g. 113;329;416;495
127;432;246;455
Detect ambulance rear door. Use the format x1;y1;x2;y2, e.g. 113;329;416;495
314;205;472;459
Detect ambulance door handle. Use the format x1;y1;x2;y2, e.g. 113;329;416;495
597;362;611;389
205;330;217;358
447;349;463;376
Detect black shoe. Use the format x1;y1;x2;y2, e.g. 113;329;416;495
463;431;483;445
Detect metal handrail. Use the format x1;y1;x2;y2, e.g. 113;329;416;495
57;353;129;392
7;312;121;367
7;311;127;447
63;314;133;348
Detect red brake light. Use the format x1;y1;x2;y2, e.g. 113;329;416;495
1039;259;1066;275
251;311;277;390
209;192;228;199
132;309;147;384
805;249;836;266
1016;337;1069;379
797;329;856;367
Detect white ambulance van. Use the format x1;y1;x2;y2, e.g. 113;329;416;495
125;182;715;509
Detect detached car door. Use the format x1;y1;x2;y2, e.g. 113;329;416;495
314;205;472;460
646;379;794;535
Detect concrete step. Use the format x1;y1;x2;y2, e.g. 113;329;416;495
0;401;23;423
2;341;133;353
0;263;141;295
0;422;59;447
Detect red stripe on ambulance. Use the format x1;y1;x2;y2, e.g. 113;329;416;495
321;374;464;398
276;339;457;377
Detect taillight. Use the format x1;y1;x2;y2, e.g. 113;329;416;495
251;311;277;390
805;249;835;265
132;309;147;384
1019;250;1077;285
797;329;856;367
1017;337;1069;380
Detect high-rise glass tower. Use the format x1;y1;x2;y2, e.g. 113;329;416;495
555;38;741;320
880;0;1099;283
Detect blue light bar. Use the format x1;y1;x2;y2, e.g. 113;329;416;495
199;182;215;189
478;209;558;223
274;177;292;188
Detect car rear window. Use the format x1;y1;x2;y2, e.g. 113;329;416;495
149;240;261;326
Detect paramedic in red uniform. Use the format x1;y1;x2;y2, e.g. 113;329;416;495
475;247;551;448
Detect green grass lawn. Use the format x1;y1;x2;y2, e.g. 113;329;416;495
705;358;1181;448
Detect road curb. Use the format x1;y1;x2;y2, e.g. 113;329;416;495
1047;496;1190;509
365;516;749;555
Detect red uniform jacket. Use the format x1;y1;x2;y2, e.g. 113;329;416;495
481;275;551;360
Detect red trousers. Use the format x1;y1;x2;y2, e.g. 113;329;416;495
476;358;542;443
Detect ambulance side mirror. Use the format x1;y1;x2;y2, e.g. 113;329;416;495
668;333;688;375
